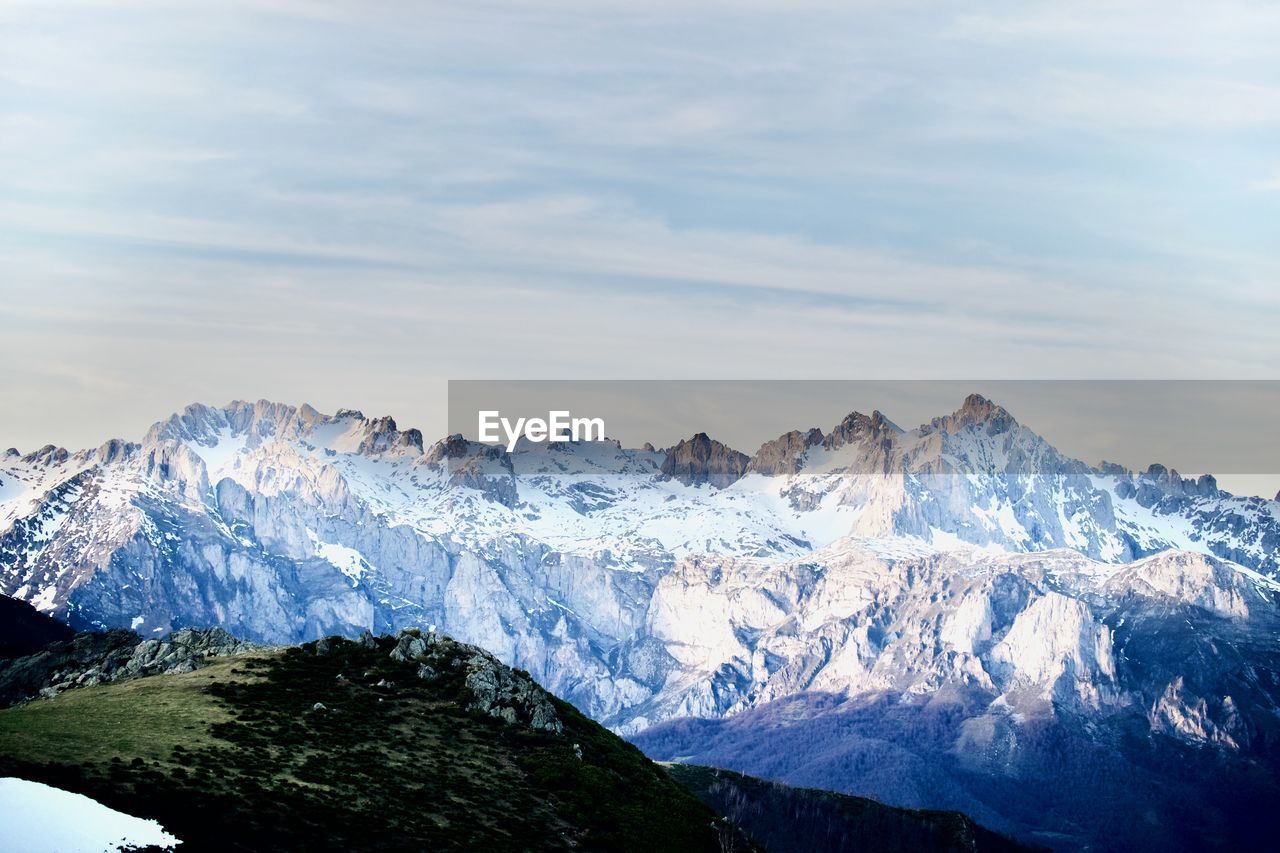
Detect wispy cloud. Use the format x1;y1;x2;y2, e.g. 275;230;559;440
1;0;1277;452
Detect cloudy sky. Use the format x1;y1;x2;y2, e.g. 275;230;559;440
2;0;1278;454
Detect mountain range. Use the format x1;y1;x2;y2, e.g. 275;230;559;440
3;394;1279;849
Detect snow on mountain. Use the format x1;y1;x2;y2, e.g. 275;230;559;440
1;395;1278;743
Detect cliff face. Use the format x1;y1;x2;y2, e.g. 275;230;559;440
659;432;750;488
746;428;823;476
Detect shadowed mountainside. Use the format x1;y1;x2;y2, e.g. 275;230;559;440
664;762;1035;853
0;594;74;658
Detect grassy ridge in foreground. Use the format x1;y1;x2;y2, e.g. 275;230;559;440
0;635;729;852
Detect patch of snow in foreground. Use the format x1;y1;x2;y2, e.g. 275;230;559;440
0;777;180;852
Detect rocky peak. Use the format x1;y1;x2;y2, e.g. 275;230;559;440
1193;473;1219;497
1137;464;1220;500
144;403;225;446
96;438;137;465
660;433;749;488
3;448;18;459
748;428;824;476
449;448;518;506
295;402;326;429
146;399;320;449
141;440;210;502
927;393;1016;436
20;444;70;467
349;414;424;456
419;434;518;503
231;399;309;434
143;400;428;460
822;409;900;451
957;392;1004;420
423;433;472;464
1098;460;1132;479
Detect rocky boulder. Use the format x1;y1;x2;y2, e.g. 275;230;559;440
123;627;255;678
462;652;563;733
382;628;562;733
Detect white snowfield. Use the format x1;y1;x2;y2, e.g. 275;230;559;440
2;395;1279;739
0;777;180;852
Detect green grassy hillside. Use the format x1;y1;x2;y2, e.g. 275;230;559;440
0;633;731;852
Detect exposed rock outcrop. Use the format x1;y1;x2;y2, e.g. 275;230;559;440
823;410;902;450
0;627;255;706
748;428;823;476
383;628;562;733
660;433;749;488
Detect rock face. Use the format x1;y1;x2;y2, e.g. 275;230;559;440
462;651;563;733
659;433;749;488
0;626;254;706
382;628;562;733
125;627;254;679
822;409;902;451
316;627;563;734
747;428;823;476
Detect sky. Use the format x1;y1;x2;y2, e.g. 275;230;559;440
1;1;1278;462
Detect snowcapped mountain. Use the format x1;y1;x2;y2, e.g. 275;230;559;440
6;393;1280;847
2;395;1279;743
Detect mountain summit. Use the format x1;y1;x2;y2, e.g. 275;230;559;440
660;433;750;488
